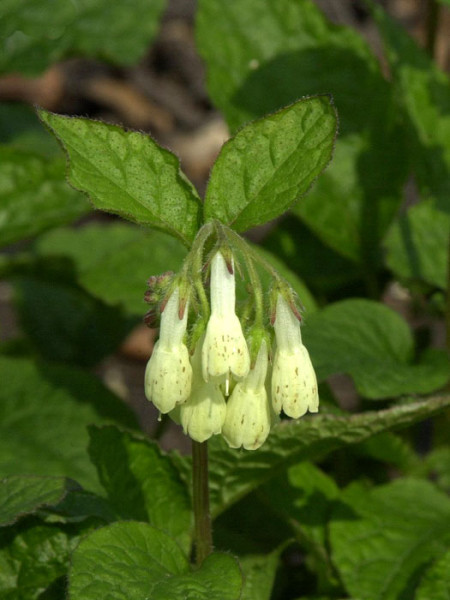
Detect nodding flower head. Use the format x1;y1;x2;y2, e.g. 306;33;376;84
222;340;271;450
179;339;226;443
271;294;319;418
201;251;250;389
144;287;192;414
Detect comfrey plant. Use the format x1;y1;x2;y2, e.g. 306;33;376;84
144;221;318;451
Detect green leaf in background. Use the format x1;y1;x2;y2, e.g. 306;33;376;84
204;96;337;232
423;447;450;494
238;549;281;600
13;275;133;366
262;217;361;295
33;223;187;316
88;425;192;553
173;394;450;519
330;478;450;600
0;518;82;599
252;245;317;314
196;0;407;264
0;476;70;527
384;200;450;288
39;111;202;247
416;550;450;600
372;3;450;214
68;521;242;600
0;357;137;492
303;299;450;398
261;462;339;589
0;146;90;248
0;104;60;156
0;0;166;75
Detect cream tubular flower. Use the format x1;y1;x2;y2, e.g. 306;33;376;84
271;294;319;418
145;288;192;414
222;341;271;450
202;252;250;388
180;340;226;443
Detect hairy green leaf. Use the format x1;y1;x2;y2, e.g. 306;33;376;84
384;200;450;288
372;3;450;214
238;551;281;600
0;357;137;492
39;111;202;246
330;478;450;600
88;426;191;553
0;0;166;75
69;521;242;600
416;550;450;600
303;299;450;398
197;0;407;262
204;96;337;232
0;517;89;600
34;223;187;315
0;476;69;527
173;394;450;518
0;147;89;248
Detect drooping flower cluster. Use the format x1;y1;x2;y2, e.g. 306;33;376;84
144;222;318;450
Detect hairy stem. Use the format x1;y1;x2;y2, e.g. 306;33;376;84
192;440;213;565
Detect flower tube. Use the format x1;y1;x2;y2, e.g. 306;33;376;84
222;341;271;450
145;287;192;414
202;251;250;389
271;294;319;418
180;338;226;443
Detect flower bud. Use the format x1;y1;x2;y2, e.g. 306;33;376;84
145;288;192;413
202;252;250;387
222;341;271;450
271;294;318;418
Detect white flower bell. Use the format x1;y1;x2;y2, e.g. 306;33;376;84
145;288;192;414
271;294;319;418
222;341;271;450
180;339;226;443
202;252;250;390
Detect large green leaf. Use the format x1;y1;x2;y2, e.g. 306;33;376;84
235;550;281;600
383;200;450;288
303;299;450;398
204;96;337;232
0;476;69;527
173;394;450;518
0;146;89;249
416;550;450;600
0;0;166;75
69;521;242;600
330;478;450;600
88;425;192;553
196;0;407;263
0;357;137;492
39;111;202;247
372;3;450;214
33;223;187;315
0;519;81;599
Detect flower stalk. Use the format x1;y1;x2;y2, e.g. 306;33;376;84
192;440;213;565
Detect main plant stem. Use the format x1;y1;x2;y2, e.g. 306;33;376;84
192;440;213;565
